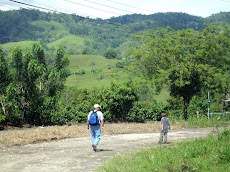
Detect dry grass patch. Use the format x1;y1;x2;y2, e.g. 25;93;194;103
0;121;191;149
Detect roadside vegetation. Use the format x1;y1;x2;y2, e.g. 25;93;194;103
96;128;230;172
1;24;229;127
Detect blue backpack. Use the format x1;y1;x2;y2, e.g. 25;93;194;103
89;111;100;125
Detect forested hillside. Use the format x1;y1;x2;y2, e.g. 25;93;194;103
0;9;229;126
1;9;230;56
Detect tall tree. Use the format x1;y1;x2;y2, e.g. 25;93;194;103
130;24;230;120
46;45;70;97
54;45;69;70
32;43;46;66
0;47;9;122
1;44;70;125
0;47;9;94
10;47;24;84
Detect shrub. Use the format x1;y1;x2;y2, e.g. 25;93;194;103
127;100;163;122
104;49;117;59
116;62;124;68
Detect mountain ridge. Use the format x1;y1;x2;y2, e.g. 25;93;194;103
1;9;229;56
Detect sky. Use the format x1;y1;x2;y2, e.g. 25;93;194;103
0;0;230;19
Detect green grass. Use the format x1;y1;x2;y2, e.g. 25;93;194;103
65;54;134;89
152;89;170;103
68;55;112;69
96;128;230;172
169;116;230;129
1;41;39;53
46;35;91;51
66;70;132;89
30;20;68;36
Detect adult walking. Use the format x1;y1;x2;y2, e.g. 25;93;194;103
87;104;104;151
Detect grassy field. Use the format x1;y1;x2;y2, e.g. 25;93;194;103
96;128;230;172
46;35;91;52
30;20;68;37
65;54;136;89
1;41;39;53
67;55;119;72
66;71;132;89
65;54;170;101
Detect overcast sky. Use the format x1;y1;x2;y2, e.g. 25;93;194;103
1;0;230;19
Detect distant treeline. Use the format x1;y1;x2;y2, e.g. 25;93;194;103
0;9;230;56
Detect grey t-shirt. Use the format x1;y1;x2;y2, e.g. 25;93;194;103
161;117;170;133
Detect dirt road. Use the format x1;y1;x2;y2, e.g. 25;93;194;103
0;127;226;172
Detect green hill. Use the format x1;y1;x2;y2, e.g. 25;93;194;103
46;35;92;54
30;20;67;34
1;9;230;57
206;12;230;25
30;20;68;41
66;54;131;89
0;9;228;103
65;54;170;102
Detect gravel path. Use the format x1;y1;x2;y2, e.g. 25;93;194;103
0;127;226;172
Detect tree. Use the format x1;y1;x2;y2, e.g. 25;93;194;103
46;45;70;97
54;45;70;70
10;47;24;83
0;47;9;122
130;24;230;120
0;44;70;125
0;47;9;94
32;43;46;66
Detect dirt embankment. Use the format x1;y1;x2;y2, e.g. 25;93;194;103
0;122;171;148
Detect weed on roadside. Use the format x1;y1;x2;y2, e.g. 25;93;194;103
96;129;230;172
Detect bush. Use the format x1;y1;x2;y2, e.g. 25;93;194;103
104;49;117;59
127;100;163;122
75;111;88;123
188;96;208;118
0;114;6;123
116;62;124;68
127;105;153;122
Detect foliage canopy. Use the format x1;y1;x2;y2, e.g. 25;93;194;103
130;24;230;119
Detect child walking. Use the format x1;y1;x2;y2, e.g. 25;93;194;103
159;112;170;144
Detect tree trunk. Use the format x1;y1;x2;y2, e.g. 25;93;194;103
183;97;191;120
0;99;6;115
40;81;42;91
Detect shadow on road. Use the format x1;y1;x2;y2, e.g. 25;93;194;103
97;149;113;152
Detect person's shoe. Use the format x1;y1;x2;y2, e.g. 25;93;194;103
92;144;97;151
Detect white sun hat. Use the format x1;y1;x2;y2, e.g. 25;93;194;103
94;104;101;108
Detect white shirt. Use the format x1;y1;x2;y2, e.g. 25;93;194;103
88;111;104;123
